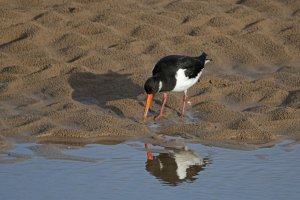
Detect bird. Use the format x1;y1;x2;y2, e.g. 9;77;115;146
143;52;212;120
144;143;208;185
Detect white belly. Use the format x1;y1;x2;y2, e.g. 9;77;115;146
172;69;202;92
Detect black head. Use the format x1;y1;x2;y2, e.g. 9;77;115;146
144;77;160;95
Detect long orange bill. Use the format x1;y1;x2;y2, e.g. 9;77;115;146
145;144;153;160
143;94;153;119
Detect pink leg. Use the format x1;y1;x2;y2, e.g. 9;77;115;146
181;91;187;117
154;93;167;120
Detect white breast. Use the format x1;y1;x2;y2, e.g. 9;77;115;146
174;151;203;179
172;69;202;92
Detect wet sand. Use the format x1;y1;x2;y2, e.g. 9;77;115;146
0;0;300;148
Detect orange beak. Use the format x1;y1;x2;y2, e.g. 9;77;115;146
143;94;153;119
145;144;153;160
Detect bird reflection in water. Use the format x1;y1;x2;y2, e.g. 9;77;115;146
144;143;209;186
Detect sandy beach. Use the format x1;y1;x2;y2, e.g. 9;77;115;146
0;0;300;148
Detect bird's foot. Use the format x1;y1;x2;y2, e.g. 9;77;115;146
154;113;164;120
140;116;150;123
176;111;185;118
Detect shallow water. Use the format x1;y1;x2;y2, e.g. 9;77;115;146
0;140;299;200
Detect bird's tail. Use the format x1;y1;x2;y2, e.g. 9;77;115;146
199;52;207;58
198;52;207;63
198;52;212;65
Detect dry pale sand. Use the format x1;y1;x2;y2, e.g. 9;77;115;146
0;0;300;148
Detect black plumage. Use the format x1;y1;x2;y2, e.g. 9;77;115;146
151;53;207;92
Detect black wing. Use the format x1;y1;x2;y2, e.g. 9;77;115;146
152;55;182;77
179;56;203;79
152;55;204;79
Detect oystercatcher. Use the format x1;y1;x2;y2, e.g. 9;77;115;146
145;144;207;184
143;52;211;120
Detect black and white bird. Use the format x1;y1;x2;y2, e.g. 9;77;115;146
145;147;207;185
143;52;212;120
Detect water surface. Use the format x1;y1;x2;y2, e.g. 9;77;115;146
0;140;299;200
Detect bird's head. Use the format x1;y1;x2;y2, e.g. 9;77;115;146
143;77;161;119
144;77;160;95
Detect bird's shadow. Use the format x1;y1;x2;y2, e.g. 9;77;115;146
68;71;143;117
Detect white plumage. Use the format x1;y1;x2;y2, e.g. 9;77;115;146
172;69;202;92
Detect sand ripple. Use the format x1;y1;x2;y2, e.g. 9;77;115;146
0;0;299;147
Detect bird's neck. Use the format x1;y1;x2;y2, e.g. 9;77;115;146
158;80;163;92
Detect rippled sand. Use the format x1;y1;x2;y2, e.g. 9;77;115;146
0;0;299;147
